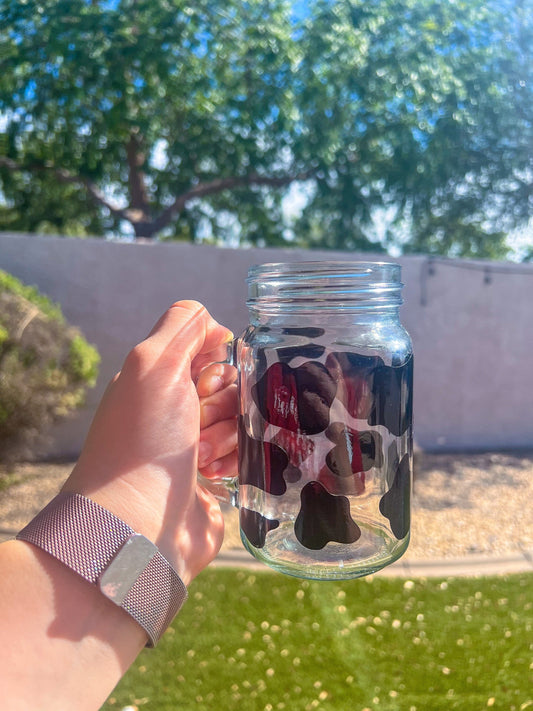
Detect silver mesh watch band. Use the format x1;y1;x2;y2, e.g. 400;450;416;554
16;492;188;647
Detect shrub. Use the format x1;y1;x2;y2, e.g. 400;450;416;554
0;270;100;462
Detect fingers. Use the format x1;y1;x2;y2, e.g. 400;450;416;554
197;362;239;478
191;342;234;383
198;419;238;477
145;300;233;362
200;384;238;429
198;450;238;480
198;362;238;437
197;363;237;398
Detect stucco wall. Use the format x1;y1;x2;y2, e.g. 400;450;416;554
1;231;532;455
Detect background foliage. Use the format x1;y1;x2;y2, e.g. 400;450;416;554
0;0;531;258
0;270;100;462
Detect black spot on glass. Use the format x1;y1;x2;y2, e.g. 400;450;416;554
282;462;302;483
385;441;400;488
325;422;384;475
326;351;413;436
294;481;361;550
251;361;337;435
282;327;325;338
327;351;385;376
359;430;384;469
368;356;413;437
255;348;269;382
319;424;383;496
238;417;293;495
379;454;411;539
295;362;337;433
240;508;280;549
277;344;326;363
326;351;383;420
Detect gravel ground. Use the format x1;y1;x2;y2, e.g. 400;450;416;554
1;451;532;559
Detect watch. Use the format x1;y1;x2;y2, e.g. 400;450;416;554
16;492;188;647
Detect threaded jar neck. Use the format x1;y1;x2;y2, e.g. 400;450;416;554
247;261;403;314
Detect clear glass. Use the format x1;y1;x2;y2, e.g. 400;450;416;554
235;261;413;580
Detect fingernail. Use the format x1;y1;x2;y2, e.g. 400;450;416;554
206;459;222;474
209;375;225;393
198;441;212;467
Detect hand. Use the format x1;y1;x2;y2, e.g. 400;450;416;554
63;301;237;584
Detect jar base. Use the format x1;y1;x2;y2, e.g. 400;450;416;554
240;525;410;581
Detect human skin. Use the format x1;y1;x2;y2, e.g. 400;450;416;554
0;301;238;710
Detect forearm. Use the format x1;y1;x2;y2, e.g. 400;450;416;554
0;302;235;709
0;540;147;711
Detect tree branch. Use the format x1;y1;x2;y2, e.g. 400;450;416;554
150;168;317;235
0;156;129;221
0;155;318;238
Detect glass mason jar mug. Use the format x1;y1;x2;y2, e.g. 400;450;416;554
207;261;413;580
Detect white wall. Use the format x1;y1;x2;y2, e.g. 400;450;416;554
1;232;532;455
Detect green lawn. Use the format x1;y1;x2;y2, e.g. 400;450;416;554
104;570;532;711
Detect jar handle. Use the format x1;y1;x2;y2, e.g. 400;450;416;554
197;338;239;508
197;472;239;507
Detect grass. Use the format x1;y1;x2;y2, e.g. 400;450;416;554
103;569;532;711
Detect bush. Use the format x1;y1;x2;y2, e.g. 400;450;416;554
0;270;100;462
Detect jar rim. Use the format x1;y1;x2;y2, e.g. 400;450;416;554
246;261;403;312
247;260;400;280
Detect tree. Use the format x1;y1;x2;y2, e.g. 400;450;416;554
292;0;533;257
0;0;531;258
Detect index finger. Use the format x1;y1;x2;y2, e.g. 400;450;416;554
146;300;233;362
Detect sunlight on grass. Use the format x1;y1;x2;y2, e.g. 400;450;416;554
103;571;532;711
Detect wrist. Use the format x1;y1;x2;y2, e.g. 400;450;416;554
62;460;192;581
17;492;188;647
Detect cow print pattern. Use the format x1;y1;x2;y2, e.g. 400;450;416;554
240;507;280;549
379;442;411;539
295;481;361;550
251;360;336;435
238;327;412;551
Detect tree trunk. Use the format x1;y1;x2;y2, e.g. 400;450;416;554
126;132;153;237
132;220;157;239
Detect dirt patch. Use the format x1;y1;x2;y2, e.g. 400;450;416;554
409;451;533;558
2;451;532;559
